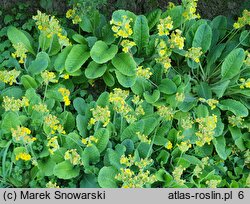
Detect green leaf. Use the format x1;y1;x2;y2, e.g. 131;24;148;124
65;44;90;73
38;158;56;177
73;98;86;115
192;24;212;52
90;41;118;64
228;126;246;151
212;136;227;160
1;87;24;99
106;145;126;169
211;80;230;98
159;78;177;94
21;75;38;89
95;128;110;153
115;70;136;88
112;53;136;76
163;6;184;29
197;82;212;99
85;61;107;79
133;15;149;52
143;89;160;104
54;46;72;73
82;145;100;167
218;99;248;117
146;9;162;30
121;120;145;142
221;48;245;80
1;112;21;134
98;166;118;188
28;52;50;75
80;174;100;188
103;71;115;87
240;30;250;47
7;26;35;54
76;115;88;136
53;161;80;179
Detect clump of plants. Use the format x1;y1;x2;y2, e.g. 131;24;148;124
0;0;249;188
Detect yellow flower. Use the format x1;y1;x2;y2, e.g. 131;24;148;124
157;106;174;121
0;69;20;85
12;43;28;64
81;136;98;147
58;87;71;106
195;114;217;146
64;149;81;165
32;103;49;113
136;132;151;144
44;114;65;135
89;106;110;127
136;66;152;79
121;40;136;53
182;0;200;21
178;141;192;152
11;126;36;144
16;152;31;161
47;136;60;155
199;98;218;110
233;10;250;29
46;181;60;188
33;10;70;47
185;47;203;63
41;70;58;85
169;29;185;50
2;96;29;112
157;16;173;36
110;15;133;38
165;141;173;150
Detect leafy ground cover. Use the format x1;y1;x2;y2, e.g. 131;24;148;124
0;0;250;188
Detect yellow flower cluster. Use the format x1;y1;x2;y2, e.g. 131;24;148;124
157;106;174;121
178;140;192;152
64;149;81;165
109;88;130;113
182;0;200;20
165;140;173;150
193;157;209;178
47;136;60;155
44;114;66;135
185;47;203;63
172;165;186;185
132;95;145;117
233;10;250;29
180;116;194;129
121;40;136;53
175;92;185;102
2;96;29;111
239;78;250;89
116;155;156;188
228;115;244;128
33;11;70;47
136;66;152;79
11;43;28;64
244;51;250;66
110;15;133;38
89;106;110;127
206;180;221;188
157;16;173;36
0;69;20;85
16;152;31;161
32;103;49;113
195;114;217;146
156;39;172;72
46;181;60;188
58;88;71;106
66;8;82;24
169;29;185;50
136;132;151;144
11;126;36;144
199;98;219;110
41;71;58;85
82;136;98;147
